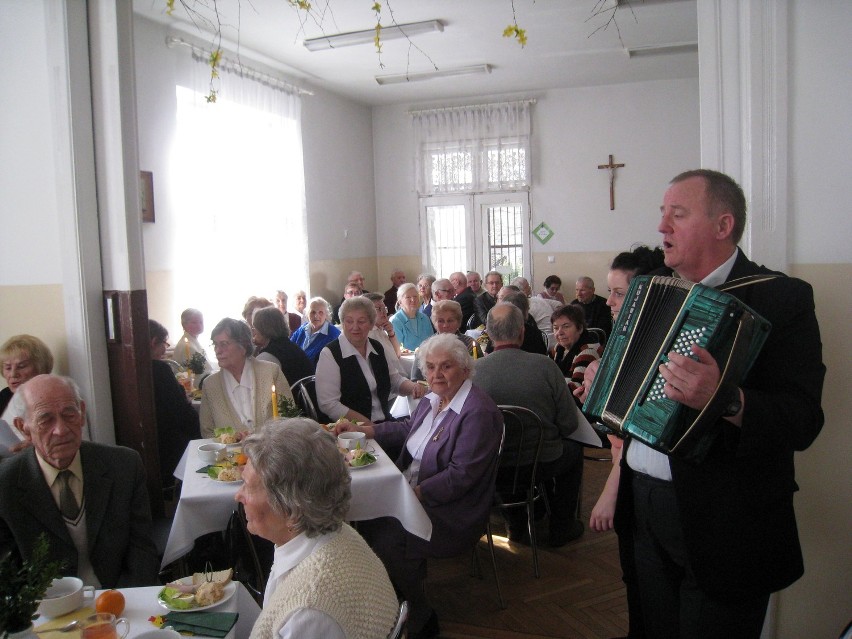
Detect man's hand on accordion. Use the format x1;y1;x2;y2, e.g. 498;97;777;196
659;345;722;411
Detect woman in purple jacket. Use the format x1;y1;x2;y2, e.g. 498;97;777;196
337;333;503;639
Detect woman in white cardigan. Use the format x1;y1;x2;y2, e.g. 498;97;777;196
200;318;292;438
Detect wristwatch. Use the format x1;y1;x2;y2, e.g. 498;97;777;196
721;384;742;417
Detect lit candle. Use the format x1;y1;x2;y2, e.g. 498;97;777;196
271;384;279;417
184;337;190;363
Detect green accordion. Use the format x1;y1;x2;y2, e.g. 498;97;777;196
583;275;771;462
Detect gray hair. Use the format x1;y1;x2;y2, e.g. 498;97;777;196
417;274;436;286
432;278;453;295
211;318;254;357
510;276;531;296
431;300;462;326
252;305;290;340
397;282;418;301
576;276;595;288
416;333;475;379
340;296;377;324
180;308;202;324
243;419;351;537
309;297;333;318
19;374;83;419
487;303;525;342
484;270;504;283
502;290;530;317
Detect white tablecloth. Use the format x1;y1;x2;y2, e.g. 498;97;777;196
34;582;260;638
162;438;432;568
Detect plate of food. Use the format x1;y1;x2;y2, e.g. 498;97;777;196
213;427;246;445
345;446;378;470
206;465;243;483
158;570;236;612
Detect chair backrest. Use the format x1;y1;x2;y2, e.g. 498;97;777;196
495;405;545;498
387;600;409;639
290;375;319;421
587;327;607;347
227;502;272;606
164;359;182;374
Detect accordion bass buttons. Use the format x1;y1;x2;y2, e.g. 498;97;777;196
647;326;709;402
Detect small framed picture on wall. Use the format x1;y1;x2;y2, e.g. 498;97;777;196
140;170;155;223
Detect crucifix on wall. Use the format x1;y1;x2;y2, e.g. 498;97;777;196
597;154;625;210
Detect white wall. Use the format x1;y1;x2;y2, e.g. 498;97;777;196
372;78;700;281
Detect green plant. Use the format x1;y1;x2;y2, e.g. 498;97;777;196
277;395;303;418
186;352;207;375
0;535;64;635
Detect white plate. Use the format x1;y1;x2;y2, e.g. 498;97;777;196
157;578;237;612
348;457;378;470
209;477;243;484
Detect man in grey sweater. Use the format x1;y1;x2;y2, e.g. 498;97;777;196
475;303;585;546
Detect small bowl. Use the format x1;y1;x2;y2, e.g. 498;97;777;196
37;576;94;618
338;431;366;451
198;442;227;464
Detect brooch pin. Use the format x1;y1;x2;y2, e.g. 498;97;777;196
432;426;445;442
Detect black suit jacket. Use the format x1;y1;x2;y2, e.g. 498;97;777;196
454;288;477;328
615;250;825;600
0;442;160;588
152;359;200;483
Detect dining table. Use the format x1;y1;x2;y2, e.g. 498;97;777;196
33;582;260;638
161;437;433;569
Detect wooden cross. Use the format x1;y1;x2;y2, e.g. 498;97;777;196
597;154;625;210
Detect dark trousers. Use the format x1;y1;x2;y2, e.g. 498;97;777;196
631;472;769;639
358;517;431;633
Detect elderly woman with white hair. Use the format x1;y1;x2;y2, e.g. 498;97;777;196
238;419;399;639
317;297;425;425
200;318;292;438
391;283;435;351
336;333;503;638
290;297;340;366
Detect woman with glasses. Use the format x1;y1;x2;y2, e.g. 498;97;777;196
200;318;292;438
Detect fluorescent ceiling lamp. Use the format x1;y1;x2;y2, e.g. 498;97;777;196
376;64;492;86
626;42;698;58
304;19;444;51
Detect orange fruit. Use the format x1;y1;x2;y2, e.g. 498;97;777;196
235;453;248;466
95;589;125;616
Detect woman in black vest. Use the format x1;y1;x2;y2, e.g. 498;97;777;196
316;297;426;425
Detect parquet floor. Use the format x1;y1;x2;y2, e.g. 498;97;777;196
427;454;628;639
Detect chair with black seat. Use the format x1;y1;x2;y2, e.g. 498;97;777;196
289;375;320;421
387;600;409;639
492;405;546;578
226;502;273;605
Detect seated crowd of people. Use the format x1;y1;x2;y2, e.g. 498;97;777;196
0;170;826;639
0;263;629;639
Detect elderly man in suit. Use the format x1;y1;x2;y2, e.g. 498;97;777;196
570;276;612;338
476;303;585;547
615;169;825;638
449;271;476;328
0;374;159;588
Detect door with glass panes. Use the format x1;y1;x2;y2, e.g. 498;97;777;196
419;192;530;282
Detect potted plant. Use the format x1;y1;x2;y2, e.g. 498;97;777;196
0;535;63;638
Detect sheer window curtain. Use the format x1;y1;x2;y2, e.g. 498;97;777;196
170;52;308;328
412;101;532;195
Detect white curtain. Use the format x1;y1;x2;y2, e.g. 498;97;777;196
170;52;308;328
412;101;532;195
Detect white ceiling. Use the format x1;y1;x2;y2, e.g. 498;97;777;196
133;0;698;106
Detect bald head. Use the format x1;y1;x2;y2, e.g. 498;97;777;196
486;303;525;345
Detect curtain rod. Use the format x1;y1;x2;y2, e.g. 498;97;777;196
409;99;536;115
166;36;313;97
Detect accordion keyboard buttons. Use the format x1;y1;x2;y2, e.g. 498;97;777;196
647;326;708;401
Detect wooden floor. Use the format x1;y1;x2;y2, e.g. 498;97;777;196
427;453;628;639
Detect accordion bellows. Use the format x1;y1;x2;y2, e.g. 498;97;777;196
583;275;771;462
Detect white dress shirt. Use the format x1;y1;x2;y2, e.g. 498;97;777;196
626;248;739;480
316;333;405;421
222;359;256;429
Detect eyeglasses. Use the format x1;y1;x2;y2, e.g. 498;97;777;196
211;340;234;350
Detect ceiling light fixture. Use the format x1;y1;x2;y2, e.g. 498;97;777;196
375;64;492;86
625;42;698;58
303;19;444;52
